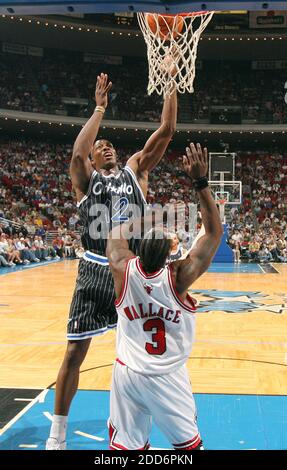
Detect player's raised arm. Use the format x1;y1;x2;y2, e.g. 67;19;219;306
127;86;177;189
174;143;223;294
106;223;136;299
70;73;112;200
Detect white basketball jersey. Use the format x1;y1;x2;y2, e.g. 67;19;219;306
115;257;196;375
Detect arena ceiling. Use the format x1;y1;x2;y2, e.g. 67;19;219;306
1;1;287;15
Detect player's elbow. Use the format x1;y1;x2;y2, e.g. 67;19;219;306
106;249;121;273
205;225;223;248
70;153;84;176
217;224;224;238
160;121;176;137
212;225;224;242
106;237;118;265
214;227;224;248
106;238;113;262
71;151;85;166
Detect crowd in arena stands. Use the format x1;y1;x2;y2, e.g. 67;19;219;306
1;139;287;267
0;51;162;122
227;150;287;262
0;141;77;230
0;53;46;114
228;226;287;263
191;62;287;124
0;224;85;268
0;50;286;124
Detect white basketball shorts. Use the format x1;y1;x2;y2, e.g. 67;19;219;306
109;359;202;450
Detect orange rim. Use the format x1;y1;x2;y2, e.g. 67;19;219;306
146;11;212;18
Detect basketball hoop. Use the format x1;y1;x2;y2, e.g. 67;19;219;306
137;11;214;96
218;199;227;206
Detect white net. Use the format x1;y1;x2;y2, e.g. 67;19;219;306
137;11;214;96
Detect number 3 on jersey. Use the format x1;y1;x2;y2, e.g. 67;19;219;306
143;318;166;355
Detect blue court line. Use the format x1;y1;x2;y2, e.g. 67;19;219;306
208;263;263;273
0;261;273;276
0;259;63;276
0;390;286;450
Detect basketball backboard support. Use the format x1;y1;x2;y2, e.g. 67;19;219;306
1;1;287;15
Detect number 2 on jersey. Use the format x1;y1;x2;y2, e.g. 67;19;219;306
111;197;129;222
143;318;166;355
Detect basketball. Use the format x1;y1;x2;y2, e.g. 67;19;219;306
147;14;184;40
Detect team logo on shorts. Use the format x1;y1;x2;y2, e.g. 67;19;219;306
143;283;153;295
190;289;287;314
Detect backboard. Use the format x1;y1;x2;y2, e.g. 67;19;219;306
209;152;236;181
1;1;287;15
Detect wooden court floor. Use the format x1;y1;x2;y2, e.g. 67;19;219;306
1;260;287;395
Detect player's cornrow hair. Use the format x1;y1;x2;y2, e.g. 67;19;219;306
139;228;171;273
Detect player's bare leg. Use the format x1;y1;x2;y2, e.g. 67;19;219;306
46;338;91;449
55;338;91;414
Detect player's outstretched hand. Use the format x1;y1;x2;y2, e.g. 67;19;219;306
95;73;112;109
183;143;208;180
161;45;179;77
161;54;178;77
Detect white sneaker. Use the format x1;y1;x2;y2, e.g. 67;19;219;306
35;258;40;262
55;256;60;260
45;257;52;261
45;437;66;450
23;260;30;264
